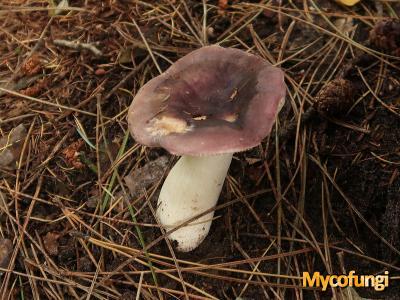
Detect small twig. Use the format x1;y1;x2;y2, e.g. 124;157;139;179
53;39;103;56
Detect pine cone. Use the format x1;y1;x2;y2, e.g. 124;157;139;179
314;78;354;116
369;19;400;56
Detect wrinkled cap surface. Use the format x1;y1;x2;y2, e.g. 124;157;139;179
128;45;286;156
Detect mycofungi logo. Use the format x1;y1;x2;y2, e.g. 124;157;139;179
302;271;389;291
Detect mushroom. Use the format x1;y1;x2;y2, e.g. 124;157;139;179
128;45;286;252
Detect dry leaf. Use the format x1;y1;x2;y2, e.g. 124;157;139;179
54;0;69;15
48;0;70;16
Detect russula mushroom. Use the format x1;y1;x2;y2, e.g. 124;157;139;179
128;45;286;252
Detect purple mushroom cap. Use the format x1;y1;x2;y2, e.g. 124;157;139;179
128;45;286;156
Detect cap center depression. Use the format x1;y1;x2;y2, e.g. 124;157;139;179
146;62;259;137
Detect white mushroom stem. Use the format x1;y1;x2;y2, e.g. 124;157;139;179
156;153;233;252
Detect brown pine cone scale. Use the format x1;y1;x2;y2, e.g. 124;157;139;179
314;78;354;116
